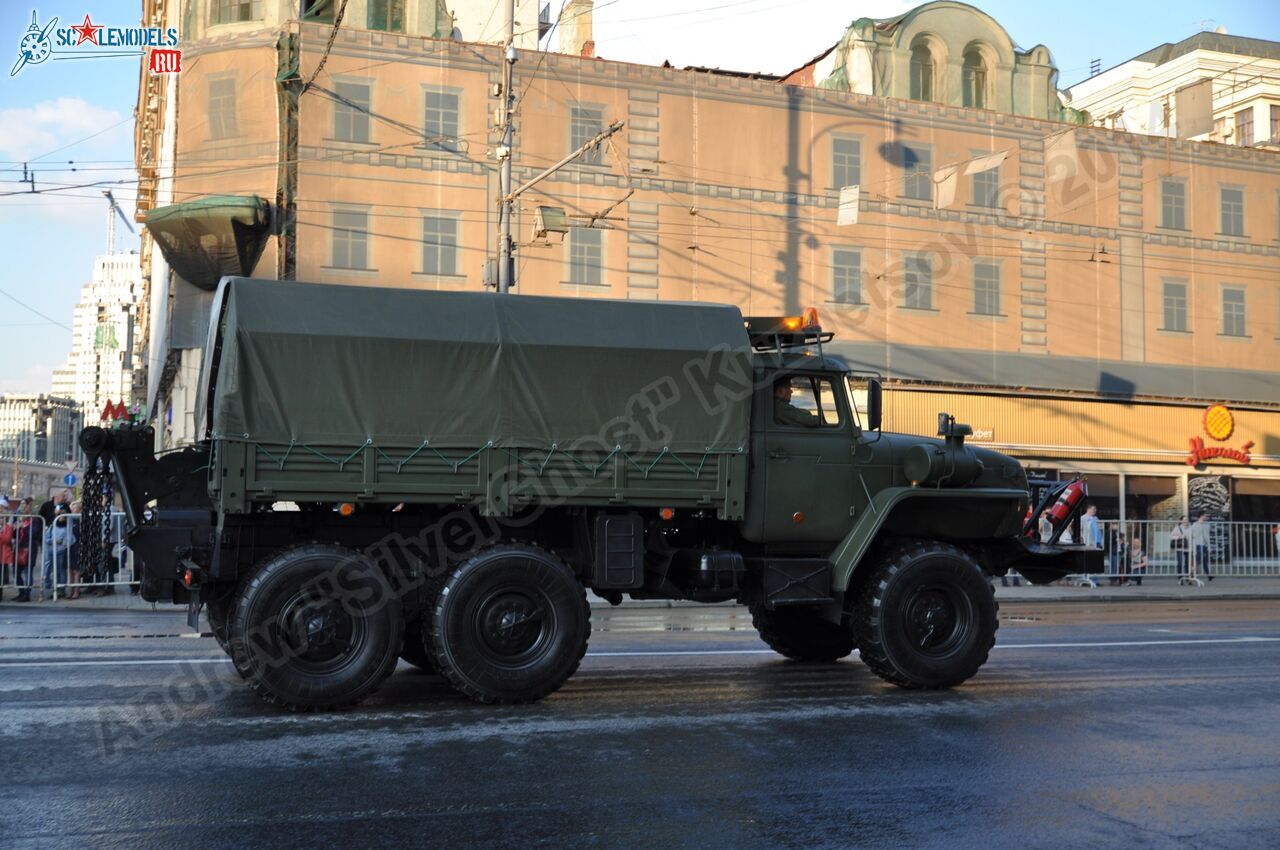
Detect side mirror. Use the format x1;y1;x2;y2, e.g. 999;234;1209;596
866;378;883;432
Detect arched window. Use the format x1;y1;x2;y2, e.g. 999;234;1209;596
963;48;988;109
910;44;934;102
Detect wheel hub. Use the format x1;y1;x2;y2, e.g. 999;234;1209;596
474;590;549;661
281;596;360;667
905;588;961;651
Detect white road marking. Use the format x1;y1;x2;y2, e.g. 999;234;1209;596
589;649;779;657
993;637;1280;649
1;636;1278;668
0;658;232;668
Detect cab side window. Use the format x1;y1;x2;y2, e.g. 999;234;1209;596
773;376;843;428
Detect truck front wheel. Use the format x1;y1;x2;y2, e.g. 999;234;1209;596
750;603;855;662
228;545;403;711
854;541;997;689
430;544;590;704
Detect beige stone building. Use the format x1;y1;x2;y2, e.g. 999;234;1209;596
133;0;1280;523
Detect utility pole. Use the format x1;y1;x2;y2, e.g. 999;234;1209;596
496;0;516;294
489;3;623;292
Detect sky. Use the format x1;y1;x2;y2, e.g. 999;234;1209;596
0;0;1277;396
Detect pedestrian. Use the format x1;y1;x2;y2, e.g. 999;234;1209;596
1129;536;1148;586
37;492;59;599
13;509;35;602
1170;516;1191;575
1038;510;1053;543
1080;504;1103;549
1109;530;1128;586
45;502;76;599
66;500;82;599
0;504;13;602
1190;512;1214;582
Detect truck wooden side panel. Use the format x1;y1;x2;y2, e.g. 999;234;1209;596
219;440;749;519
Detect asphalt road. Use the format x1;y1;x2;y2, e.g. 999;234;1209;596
2;600;1278;849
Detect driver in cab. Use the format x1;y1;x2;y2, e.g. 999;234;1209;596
774;380;818;427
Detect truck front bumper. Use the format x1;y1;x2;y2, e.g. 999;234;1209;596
1004;539;1105;586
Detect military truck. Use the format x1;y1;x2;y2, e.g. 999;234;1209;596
79;278;1096;711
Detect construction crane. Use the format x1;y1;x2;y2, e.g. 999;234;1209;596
103;189;135;255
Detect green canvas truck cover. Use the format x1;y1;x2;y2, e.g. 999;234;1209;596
197;278;753;455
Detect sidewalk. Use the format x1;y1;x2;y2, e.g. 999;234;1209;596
4;577;1280;613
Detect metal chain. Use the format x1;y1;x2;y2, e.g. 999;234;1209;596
77;455;114;583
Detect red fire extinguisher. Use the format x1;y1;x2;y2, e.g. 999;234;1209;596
1047;478;1087;531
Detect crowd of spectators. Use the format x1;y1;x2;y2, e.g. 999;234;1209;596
0;490;121;602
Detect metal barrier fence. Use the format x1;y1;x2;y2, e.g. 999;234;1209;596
5;512;1279;599
0;512;135;600
1054;518;1280;584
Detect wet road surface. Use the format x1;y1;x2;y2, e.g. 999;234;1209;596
2;600;1278;848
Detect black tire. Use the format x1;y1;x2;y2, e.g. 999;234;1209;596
430;543;590;704
854;540;997;689
228;544;403;711
204;588;259;682
399;613;437;672
750;603;855;662
205;593;232;653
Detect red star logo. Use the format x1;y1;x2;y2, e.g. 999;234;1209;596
70;14;103;46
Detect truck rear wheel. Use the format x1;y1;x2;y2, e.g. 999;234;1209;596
430;544;590;704
204;587;253;679
228;544;403;711
750;604;855;662
854;541;997;689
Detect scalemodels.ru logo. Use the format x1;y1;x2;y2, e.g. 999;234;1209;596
10;9;181;77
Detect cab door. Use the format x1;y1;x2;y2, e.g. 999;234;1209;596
762;373;856;545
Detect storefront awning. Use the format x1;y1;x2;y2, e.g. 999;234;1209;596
144;195;272;291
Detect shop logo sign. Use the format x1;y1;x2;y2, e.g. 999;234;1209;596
10;9;180;77
1187;404;1253;466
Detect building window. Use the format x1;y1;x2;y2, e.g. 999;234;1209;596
333;81;371;143
1162;280;1188;331
1220;187;1245;236
1222;287;1246;337
832;137;860;189
902;146;932;201
301;0;335;22
570;106;604;165
212;0;262;24
367;0;406;32
904;253;933;310
208;78;238;140
424;90;460;151
832;249;861;304
962;49;987;109
1161;179;1186;230
569;227;603;285
972;165;999;208
1271;104;1279;143
973;261;999;315
422;216;458;276
331;209;369;270
1235;108;1253;147
909;44;934;102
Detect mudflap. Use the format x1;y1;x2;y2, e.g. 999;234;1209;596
186;586;202;631
1003;539;1105;586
